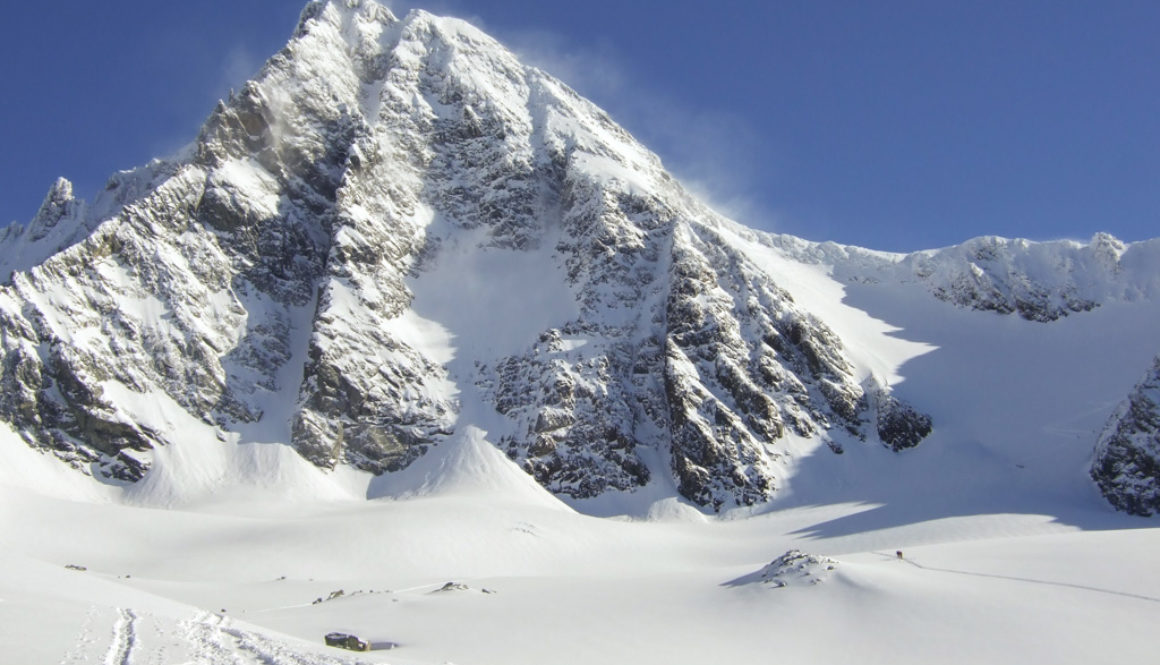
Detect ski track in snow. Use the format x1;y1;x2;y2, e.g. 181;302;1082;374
182;611;374;665
60;607;372;665
102;608;137;665
884;553;1160;604
182;612;241;665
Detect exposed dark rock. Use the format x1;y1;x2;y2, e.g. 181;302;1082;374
324;632;370;651
1092;357;1160;516
876;391;933;452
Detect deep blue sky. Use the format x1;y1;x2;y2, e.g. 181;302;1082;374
2;1;1156;251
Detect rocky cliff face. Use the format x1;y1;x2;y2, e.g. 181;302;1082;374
1;0;938;510
1092;357;1160;516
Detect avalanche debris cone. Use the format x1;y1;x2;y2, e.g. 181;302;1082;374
0;0;931;510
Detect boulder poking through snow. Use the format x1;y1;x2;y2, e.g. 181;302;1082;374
726;549;839;588
433;581;471;593
324;632;370;652
876;391;933;452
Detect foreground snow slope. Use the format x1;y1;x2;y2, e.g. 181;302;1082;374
3;260;1159;661
4;354;1160;665
3;451;1159;665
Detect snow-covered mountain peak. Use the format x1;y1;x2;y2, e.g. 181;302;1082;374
0;2;1158;518
295;0;399;35
34;177;78;220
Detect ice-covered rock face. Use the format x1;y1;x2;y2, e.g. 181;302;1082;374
0;0;933;509
1092;357;1160;516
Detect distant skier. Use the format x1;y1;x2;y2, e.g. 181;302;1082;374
896;550;904;559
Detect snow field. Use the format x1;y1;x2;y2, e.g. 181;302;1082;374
5;214;1160;662
3;473;1158;665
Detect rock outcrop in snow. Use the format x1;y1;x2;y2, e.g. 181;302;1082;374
873;388;933;452
727;550;839;588
1092;357;1160;516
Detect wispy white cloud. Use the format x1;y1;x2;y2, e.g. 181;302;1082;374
493;23;777;230
220;46;263;97
143;43;266;162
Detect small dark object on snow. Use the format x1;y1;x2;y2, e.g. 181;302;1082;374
325;632;370;652
314;589;346;605
65;564;87;571
436;581;470;592
896;550;904;559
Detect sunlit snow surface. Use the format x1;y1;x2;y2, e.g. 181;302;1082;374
3;237;1160;663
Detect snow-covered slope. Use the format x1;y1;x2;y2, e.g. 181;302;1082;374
3;455;1160;665
766;231;1160;321
0;0;1158;517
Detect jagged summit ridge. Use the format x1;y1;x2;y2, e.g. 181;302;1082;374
767;231;1160;322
